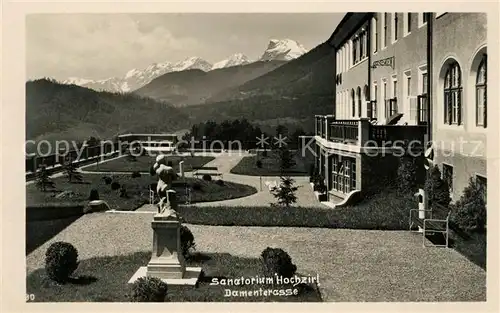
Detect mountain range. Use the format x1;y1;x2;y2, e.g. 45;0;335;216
62;39;308;94
26;39;334;144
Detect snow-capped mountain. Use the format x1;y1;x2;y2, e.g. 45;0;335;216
212;53;251;70
172;57;212;72
259;39;308;62
62;39;307;93
62;57;212;93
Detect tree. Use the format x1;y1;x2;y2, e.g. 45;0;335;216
424;165;451;207
62;155;83;183
271;176;298;207
452;177;487;233
35;164;55;192
275;146;296;173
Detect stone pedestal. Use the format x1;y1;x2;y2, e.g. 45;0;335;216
129;188;201;286
146;214;186;279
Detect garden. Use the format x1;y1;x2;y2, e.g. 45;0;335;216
230;149;310;176
82;154;215;173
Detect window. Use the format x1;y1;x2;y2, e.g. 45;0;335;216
357;87;362;118
476;175;487;203
476;54;487;127
351;89;356;117
442;164;453;193
384;13;389;47
407;76;411;96
393;13;399;42
373;17;379;53
352;39;357;64
407;13;412;33
444;61;462;125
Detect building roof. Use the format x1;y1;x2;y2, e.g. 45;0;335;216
327;13;373;49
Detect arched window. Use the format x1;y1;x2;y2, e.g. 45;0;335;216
476;54;487;127
351;89;355;117
357;87;362;118
444;61;462;125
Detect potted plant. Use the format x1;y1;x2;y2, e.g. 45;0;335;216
317;182;328;201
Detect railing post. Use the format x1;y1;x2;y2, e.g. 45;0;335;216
358;118;371;146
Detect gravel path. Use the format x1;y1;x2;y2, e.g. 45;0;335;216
26;213;486;302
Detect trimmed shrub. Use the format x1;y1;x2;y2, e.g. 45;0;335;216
452;177;487;233
180;225;196;260
191;182;203;191
111;181;121;190
215;179;225;186
131;277;168;302
256;160;263;168
88;188;100;201
424;165;451;207
102;176;112;185
202;174;212;181
45;241;79;283
260;247;297;279
131;171;141;178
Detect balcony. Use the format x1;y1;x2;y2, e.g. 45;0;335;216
314;116;427;150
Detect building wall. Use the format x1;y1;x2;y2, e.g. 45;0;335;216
370;13;428;124
336;20;370;120
432;13;487;200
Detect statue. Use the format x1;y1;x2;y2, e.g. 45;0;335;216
153;155;178;218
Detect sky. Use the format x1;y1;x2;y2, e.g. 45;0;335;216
26;13;343;81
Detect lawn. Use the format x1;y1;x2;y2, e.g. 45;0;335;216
177;191;417;230
230;151;309;176
26;173;258;211
82;155;215;173
26;251;322;302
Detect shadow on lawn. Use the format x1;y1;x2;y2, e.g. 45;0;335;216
27;251;323;302
26;215;82;255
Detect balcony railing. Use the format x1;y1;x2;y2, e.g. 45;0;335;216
315;117;427;149
329;120;359;143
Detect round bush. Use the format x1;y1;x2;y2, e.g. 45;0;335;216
180;225;196;260
260;247;297;279
102;176;112;185
215;179;225;186
131;171;141;178
131;277;168;302
256;160;263;168
111;181;121;190
88;188;100;201
202;174;212;181
45;241;79;283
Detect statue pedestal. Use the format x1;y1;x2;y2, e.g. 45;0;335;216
128;203;201;286
146;214;185;279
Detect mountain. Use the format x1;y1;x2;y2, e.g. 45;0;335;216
205;42;334;103
60;39;307;94
26;78;190;150
134;60;286;106
178;42;335;134
62;56;213;93
259;39;308;61
211;53;251;70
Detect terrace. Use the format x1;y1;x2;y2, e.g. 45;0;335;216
314;115;427;150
